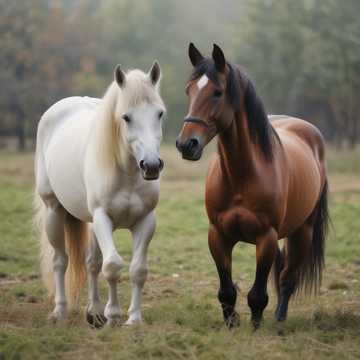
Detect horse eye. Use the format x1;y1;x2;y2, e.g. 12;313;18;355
158;111;164;119
213;89;223;98
122;114;131;123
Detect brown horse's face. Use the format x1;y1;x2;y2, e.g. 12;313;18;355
176;43;233;161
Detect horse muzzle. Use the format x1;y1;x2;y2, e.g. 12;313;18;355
175;136;203;161
139;158;164;180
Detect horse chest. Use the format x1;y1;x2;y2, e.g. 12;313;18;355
217;204;266;243
107;187;158;228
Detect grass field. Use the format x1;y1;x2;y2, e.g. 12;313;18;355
0;145;360;359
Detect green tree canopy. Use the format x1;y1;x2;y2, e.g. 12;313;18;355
0;0;358;148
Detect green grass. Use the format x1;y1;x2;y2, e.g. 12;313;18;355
0;147;360;359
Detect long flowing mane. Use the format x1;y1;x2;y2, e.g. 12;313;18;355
190;59;277;160
93;70;163;173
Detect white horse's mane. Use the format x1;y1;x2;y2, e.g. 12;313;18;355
94;69;163;174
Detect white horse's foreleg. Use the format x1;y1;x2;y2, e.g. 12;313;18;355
85;227;106;327
45;201;68;322
126;211;155;325
92;208;124;326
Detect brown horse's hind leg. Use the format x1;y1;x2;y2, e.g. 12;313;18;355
275;224;313;321
208;225;239;328
247;229;278;329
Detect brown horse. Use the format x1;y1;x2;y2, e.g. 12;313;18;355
176;43;329;328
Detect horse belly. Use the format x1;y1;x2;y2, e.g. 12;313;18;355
45;115;93;222
279;134;322;237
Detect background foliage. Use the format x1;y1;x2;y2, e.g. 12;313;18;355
0;0;359;149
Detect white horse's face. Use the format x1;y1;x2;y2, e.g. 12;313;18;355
114;62;165;180
122;102;165;180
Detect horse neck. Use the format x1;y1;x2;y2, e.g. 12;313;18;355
217;110;259;188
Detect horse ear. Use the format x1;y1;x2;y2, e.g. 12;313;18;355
212;44;226;73
114;64;126;88
148;60;161;86
188;42;204;67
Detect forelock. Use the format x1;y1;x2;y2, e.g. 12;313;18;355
190;58;220;86
122;69;163;108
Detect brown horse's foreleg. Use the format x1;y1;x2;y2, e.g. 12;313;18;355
247;229;278;329
275;224;313;322
208;224;239;328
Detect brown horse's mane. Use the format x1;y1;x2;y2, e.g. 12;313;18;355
190;59;277;161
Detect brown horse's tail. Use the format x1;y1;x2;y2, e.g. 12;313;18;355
272;181;329;295
298;180;329;294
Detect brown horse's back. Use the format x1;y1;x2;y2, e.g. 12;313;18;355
271;116;326;237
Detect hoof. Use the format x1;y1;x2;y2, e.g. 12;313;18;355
106;315;122;327
250;309;263;330
251;315;262;330
275;303;287;322
275;312;287;322
104;303;122;327
125;312;142;326
125;318;142;326
48;308;67;324
86;311;107;329
225;311;240;329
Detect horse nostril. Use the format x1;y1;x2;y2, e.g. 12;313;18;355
139;160;146;171
159;158;164;171
188;138;199;151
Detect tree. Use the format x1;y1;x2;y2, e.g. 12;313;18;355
0;0;47;149
0;0;358;147
233;0;360;147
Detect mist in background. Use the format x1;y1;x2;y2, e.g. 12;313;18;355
0;0;359;150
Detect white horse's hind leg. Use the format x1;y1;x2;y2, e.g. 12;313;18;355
126;211;155;325
92;208;124;326
85;227;106;327
44;198;68;322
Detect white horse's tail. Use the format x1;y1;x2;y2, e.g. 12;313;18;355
34;193;54;298
34;193;89;308
63;213;89;307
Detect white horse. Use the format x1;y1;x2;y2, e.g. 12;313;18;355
34;62;165;327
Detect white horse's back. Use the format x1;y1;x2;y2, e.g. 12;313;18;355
38;96;101;145
37;96;101;158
